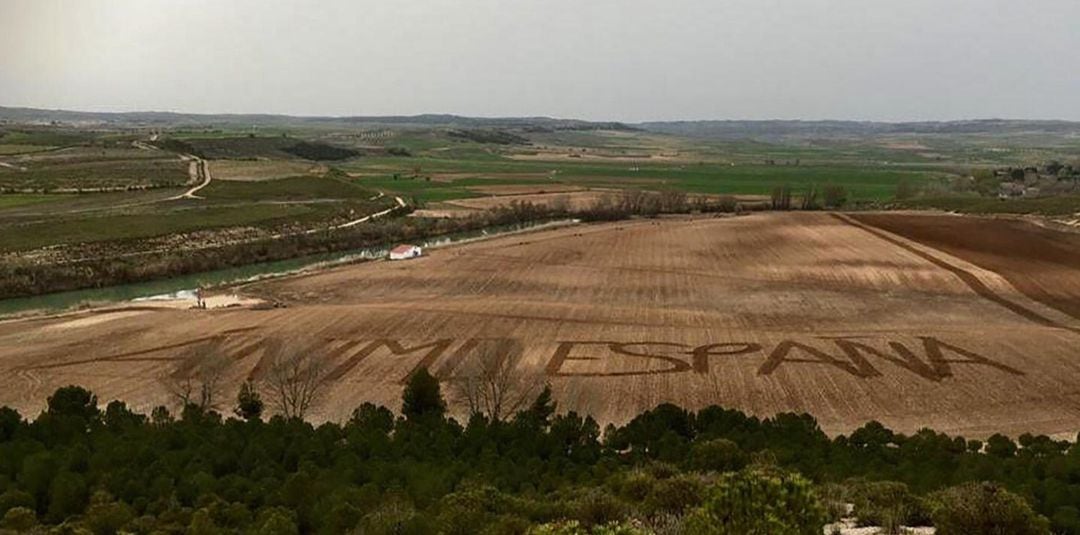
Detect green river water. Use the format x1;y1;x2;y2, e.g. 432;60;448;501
0;220;575;317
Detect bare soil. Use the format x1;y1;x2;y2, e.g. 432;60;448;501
2;212;1079;437
852;213;1080;321
210;160;326;181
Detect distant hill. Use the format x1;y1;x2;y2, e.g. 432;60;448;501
4;106;1079;140
639;119;1080;139
0;106;635;132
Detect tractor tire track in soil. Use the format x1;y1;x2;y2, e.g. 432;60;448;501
851;212;1080;322
6;213;1080;437
833;213;1080;335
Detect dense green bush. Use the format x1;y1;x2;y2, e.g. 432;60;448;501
0;506;37;531
848;480;931;530
683;468;827;534
687;438;747;473
930;482;1051;535
281;141;359;161
2;381;1080;533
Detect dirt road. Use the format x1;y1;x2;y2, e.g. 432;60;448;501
852;213;1080;321
175;158;212;199
0;161;27;172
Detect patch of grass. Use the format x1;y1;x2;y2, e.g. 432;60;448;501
0;204;315;252
0;194;72;209
0;144;54;155
347;156;940;201
0;159;190;192
168;136;361;161
578;165;939;200
355;176;483;202
201;175;375;202
0;129;96;147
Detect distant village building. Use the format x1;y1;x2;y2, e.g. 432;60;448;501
389;244;422;260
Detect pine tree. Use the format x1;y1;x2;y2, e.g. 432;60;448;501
235;381;264;422
401;368;446;421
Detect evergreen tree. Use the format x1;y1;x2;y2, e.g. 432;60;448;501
401;368;446;421
46;385;99;421
235;381;265;421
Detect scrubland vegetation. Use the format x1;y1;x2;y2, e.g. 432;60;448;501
0;378;1070;534
3;112;1080;532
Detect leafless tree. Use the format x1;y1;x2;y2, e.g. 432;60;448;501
263;338;328;419
658;189;688;213
451;342;544;422
715;194;738;213
162;338;229;411
548;194;571;214
771;184;792;210
691;194;711;212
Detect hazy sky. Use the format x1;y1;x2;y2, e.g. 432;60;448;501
2;0;1079;122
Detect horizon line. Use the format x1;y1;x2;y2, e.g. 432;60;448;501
2;104;1079;126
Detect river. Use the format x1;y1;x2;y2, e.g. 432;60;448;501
0;219;578;317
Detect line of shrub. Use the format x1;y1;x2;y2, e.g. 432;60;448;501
0;376;1066;534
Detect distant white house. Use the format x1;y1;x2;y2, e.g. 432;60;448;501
389;244;422;260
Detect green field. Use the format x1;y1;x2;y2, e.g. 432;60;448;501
202;174;374;202
0;119;1076;296
345;157;941;202
0;155;189;192
0;194;72;209
0;144;54;155
3;122;1075;256
0;204;317;252
0;129;97;147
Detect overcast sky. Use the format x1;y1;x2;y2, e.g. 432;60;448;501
2;0;1079;122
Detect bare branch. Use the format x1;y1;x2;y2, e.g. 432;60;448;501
451;341;543;422
262;338;328;419
161;338;229;411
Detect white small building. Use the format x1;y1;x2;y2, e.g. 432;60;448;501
389;244;422;260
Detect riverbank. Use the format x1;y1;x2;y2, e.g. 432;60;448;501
0;218;580;319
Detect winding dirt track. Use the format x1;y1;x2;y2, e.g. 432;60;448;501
850;213;1080;322
1;212;1079;438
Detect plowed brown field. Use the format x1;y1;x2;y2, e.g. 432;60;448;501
851;213;1080;321
2;212;1079;437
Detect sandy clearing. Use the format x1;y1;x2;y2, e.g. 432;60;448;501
132;292;267;310
880;141;931;150
0;161;28;172
409;208;475;219
2;213;1079;438
506;149;686;163
43;310;150;331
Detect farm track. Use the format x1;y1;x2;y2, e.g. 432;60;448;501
3;212;1080;438
171;157;212;200
0;161;28;172
834;213;1080;335
851;212;1080;323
